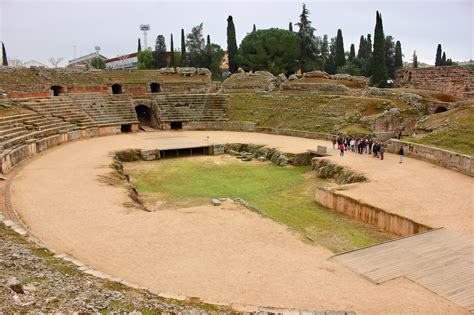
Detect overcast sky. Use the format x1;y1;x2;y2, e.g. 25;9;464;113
1;0;472;67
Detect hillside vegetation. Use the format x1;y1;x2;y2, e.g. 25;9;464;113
227;92;410;134
407;102;474;156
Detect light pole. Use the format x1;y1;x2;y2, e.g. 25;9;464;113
140;24;150;50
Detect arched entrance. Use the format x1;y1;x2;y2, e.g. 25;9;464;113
135;105;151;126
51;85;64;96
112;84;123;94
150;82;161;93
434;106;447;114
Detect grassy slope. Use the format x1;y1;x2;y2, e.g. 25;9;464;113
126;158;393;253
406;104;474;156
227;92;409;134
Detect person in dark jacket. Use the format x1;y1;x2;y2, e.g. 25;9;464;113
399;146;404;163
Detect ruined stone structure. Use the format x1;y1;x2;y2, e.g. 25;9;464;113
395;66;474;99
0;67;229;173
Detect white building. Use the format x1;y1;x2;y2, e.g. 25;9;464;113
105;53;138;70
22;60;48;68
68;52;107;67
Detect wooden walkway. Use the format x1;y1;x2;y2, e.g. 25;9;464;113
331;228;474;311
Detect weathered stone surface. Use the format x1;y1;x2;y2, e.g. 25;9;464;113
176;67;196;76
6;277;24;294
304;71;330;79
221;72;276;93
158;67;176;74
278;73;288;82
288;74;298;81
197;68;212;76
254;71;275;78
212;198;221;206
396;66;473;99
312;158;367;184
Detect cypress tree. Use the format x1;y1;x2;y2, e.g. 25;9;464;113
181;29;187;66
366;34;372;58
435;44;442;66
446;58;453;66
138;38;142;52
252;24;256;32
206;34;212;69
395;40;403;69
349;44;355;61
289;22;293;32
413;51;418;68
2;42;8;66
227;15;238;73
357;35;365;59
170;34;175;67
371;11;387;87
335;29;345;68
441;52;446;66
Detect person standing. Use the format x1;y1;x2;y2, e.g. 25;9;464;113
399;145;404;163
339;142;345;157
380;142;385;160
332;136;337;150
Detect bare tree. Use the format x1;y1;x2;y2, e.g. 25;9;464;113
8;58;23;67
48;57;64;68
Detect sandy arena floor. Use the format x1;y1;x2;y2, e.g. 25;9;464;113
10;131;474;313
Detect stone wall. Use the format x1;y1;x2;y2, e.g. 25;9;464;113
0;122;140;174
395;66;474;99
0;68;212;98
386;139;473;176
315;186;432;236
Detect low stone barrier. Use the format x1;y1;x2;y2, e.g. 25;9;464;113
183;121;335;141
315;186;432;236
386;139;473;176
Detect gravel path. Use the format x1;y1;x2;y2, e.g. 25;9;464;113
9;131;472;313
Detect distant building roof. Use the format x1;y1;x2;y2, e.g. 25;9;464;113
22;60;48;68
68;52;107;66
106;52;138;63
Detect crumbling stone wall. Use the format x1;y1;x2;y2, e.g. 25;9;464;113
0;67;212;98
395;66;474;99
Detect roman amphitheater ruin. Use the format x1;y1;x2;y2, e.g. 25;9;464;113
0;66;473;313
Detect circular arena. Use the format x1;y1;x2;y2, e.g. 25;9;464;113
0;67;473;313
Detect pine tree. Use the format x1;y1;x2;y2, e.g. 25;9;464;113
441;52;446;66
335;29;345;68
289;22;293;32
252;24;256;32
186;23;206;67
296;3;318;72
227;15;238;73
349;44;355;61
371;11;387;87
170;34;175;67
181;29;187;66
2;42;7;66
413;51;418;68
395;40;403;69
138;38;142;52
435;44;442;66
153;35;167;69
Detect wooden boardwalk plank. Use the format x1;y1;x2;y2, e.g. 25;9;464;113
331;228;474;311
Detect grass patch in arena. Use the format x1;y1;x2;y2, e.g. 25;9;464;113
125;157;394;253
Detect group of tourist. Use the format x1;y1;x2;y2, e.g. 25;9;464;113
332;136;404;163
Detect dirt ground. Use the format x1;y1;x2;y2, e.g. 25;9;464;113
10;131;473;313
